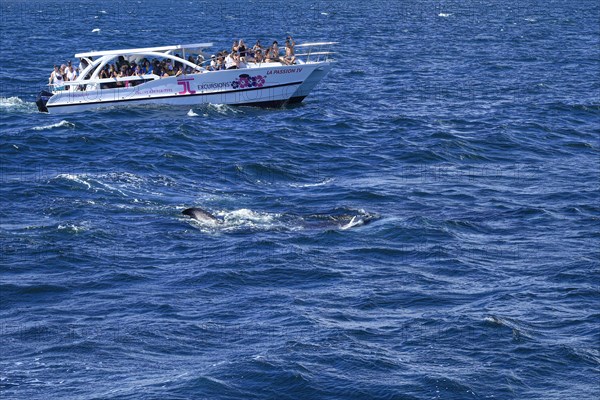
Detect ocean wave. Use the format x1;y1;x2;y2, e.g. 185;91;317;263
32;120;75;131
55;173;93;190
53;172;150;197
289;178;334;188
57;222;90;233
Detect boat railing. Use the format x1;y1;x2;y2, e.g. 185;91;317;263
48;74;163;92
296;42;338;63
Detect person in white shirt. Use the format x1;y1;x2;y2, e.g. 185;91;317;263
65;64;77;81
49;65;64;86
224;51;239;70
77;58;88;75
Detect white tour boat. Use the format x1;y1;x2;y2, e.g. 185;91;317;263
36;42;336;114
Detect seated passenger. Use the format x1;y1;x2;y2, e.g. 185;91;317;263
186;56;196;74
252;40;263;54
265;46;278;63
109;64;118;78
116;66;128;87
116;55;130;71
204;55;215;71
98;65;109;89
235;52;247;68
271;41;280;61
99;65;109;79
142;60;151;74
158;65;169;78
216;54;225;70
232;40;239;54
152;61;161;75
165;61;175;75
174;54;183;70
254;49;265;63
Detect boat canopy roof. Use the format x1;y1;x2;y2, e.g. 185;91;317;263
75;43;213;58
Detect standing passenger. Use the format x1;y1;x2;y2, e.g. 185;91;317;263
225;51;239;70
65;64;78;90
49;65;64;86
283;36;296;65
272;41;280;61
238;39;247;63
77;58;88;75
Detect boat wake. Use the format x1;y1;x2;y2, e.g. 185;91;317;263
207;103;242;115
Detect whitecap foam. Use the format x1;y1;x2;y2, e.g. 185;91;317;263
290;178;334;188
208;103;240;114
57;222;90;233
438;13;452;17
0;96;36;112
92;28;101;33
187;109;199;117
484;316;502;324
0;96;26;107
56;173;92;190
32;120;75;131
184;208;285;233
220;209;278;224
55;171;159;198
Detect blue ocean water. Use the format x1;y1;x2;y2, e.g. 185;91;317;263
1;0;599;398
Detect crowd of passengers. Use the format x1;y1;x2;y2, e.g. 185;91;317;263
49;37;296;88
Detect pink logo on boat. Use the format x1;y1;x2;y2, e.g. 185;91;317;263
177;78;196;95
232;74;266;89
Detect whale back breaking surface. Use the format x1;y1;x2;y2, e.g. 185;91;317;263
182;206;379;231
182;207;221;224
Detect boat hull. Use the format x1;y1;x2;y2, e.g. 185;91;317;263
44;63;331;114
